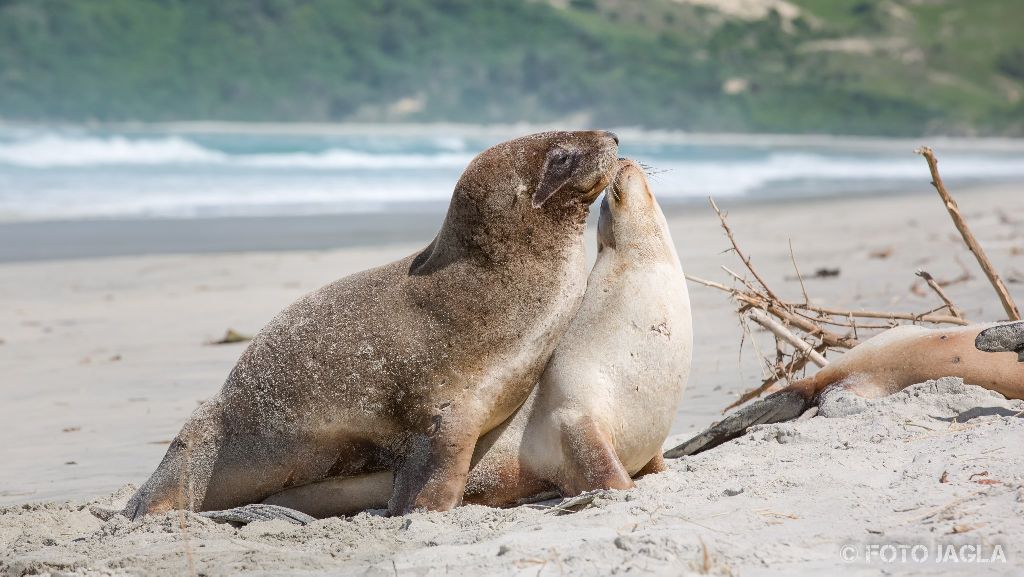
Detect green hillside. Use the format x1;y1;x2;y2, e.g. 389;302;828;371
1;0;1022;135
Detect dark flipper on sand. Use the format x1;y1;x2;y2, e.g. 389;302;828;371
975;321;1024;362
663;389;810;458
200;504;317;526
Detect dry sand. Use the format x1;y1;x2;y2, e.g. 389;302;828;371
2;185;1023;575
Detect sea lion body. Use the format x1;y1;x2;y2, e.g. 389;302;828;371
124;131;619;517
668;321;1024;457
264;160;693;516
802;323;1024;401
464;160;693;504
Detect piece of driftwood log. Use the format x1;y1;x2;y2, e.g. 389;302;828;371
209;328;252;345
916;146;1020;320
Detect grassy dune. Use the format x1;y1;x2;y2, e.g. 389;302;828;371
0;0;1021;135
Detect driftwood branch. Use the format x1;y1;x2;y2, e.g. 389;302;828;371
710;197;781;303
916;146;1020;320
693;179;980;411
788;302;968;326
686;274;860;349
746;308;828;367
688;274;966;328
791;309;893;330
789;239;810;304
916;270;965;319
723;343;825;412
910;258;972;297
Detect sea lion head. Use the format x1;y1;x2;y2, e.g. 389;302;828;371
431;131;619;264
597;159;677;262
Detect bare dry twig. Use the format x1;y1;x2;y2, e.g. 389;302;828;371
916;146;1020;320
911;257;973;299
789;302;967;326
710;197;781;303
746;308;828;367
916;270;965;319
789;239;810;305
723;343;826;412
694;184;987;411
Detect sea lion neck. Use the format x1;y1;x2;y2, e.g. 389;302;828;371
417;184;590;271
599;162;680;269
608;212;679;268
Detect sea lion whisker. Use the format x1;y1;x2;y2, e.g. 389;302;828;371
637;162;671;176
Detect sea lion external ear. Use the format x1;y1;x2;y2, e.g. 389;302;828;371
532;149;575;208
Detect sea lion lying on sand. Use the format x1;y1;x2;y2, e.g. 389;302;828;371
667;321;1024;457
260;159;693;517
124;130;619;518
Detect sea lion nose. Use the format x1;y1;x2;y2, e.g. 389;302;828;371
603;131;620;145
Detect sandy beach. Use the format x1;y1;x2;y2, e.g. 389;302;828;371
2;184;1023;575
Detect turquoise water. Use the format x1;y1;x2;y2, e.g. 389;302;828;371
1;126;1023;222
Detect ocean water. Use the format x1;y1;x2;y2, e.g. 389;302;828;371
1;126;1023;222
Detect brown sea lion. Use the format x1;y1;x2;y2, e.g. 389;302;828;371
666;321;1024;457
261;159;693;517
123;130;620;518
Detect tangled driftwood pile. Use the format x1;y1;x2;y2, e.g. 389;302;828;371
690;147;1021;413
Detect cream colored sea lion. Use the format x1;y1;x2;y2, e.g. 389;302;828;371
666;321;1024;457
262;159;693;517
123;130;620;518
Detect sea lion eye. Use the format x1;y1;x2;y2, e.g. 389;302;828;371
550;149;572;167
533;148;578;207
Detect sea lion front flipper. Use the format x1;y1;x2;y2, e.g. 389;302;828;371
389;410;483;515
200;503;317;526
557;417;634;496
975;322;1024;362
663;388;811;458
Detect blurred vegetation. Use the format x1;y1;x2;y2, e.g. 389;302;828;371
0;0;1022;135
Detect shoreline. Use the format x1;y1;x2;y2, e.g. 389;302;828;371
5;120;1024;150
2;182;1019;263
0;210;444;263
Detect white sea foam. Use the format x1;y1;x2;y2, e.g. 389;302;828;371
648;152;1024;196
236;149;473;170
0;134;224;167
1;131;1023;221
0;134;473;169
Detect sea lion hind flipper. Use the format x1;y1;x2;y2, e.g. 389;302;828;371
633;454;666;478
557;417;634;495
975;322;1024;361
663;389;810;458
200;503;317;526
